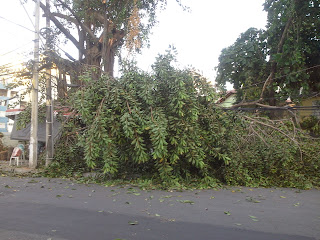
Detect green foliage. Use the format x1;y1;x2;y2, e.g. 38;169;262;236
52;51;320;189
216;0;320;102
16;104;46;130
264;0;320;97
224;116;320;188
70;50;221;186
216;28;268;101
301;116;320;137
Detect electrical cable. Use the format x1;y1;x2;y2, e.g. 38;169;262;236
221;106;320;112
19;0;35;29
225;64;320;91
0;16;35;33
39;28;76;61
0;41;34;57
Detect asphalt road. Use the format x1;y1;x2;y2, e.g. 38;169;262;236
0;176;319;240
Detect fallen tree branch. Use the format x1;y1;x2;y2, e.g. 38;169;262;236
241;115;304;164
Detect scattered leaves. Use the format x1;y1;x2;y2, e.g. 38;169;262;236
224;211;231;216
177;200;194;205
128;221;138;225
246;197;261;203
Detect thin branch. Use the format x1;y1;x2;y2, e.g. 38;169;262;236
38;1;83;53
232;98;262;108
233;16;294;107
51;12;79;26
249;124;270;147
242;115;304;164
55;0;98;42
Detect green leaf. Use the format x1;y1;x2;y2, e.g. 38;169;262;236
177;200;195;205
128;221;138;225
224;211;231;216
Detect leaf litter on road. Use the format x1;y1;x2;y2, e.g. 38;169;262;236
249;215;259;221
177;200;194;205
246;196;261;203
128;220;138;225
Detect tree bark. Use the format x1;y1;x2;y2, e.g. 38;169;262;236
39;0;125;81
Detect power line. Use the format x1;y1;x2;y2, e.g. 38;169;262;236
0;41;34;57
231;64;320;91
19;0;35;29
221;106;320;112
236;92;320;102
0;16;35;33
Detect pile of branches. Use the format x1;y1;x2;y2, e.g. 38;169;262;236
224;115;320;188
53;52;319;188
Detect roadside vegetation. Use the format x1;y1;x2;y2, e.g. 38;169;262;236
34;51;319;190
8;0;320;190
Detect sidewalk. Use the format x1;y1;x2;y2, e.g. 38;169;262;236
0;160;39;174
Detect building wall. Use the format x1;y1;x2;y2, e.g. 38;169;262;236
0;94;9;133
220;95;237;108
299;96;320;120
2;132;18;147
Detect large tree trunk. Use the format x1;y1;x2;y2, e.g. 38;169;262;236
57;71;67;100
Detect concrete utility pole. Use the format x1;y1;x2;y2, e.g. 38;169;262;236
45;0;54;167
29;0;40;168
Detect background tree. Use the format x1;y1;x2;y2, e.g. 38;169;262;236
11;0;184;102
215;28;268;103
38;0;178;78
216;0;320;106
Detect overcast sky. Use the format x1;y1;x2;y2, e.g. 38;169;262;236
0;0;267;85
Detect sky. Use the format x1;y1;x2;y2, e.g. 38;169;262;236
0;0;268;86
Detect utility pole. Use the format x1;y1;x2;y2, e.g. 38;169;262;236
45;0;54;167
29;0;40;168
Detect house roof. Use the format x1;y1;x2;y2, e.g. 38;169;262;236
216;89;237;104
10;115;62;143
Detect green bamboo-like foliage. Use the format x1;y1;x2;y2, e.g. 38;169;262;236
68;51;319;188
72;51;228;184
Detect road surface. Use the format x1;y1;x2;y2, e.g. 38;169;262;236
0;176;319;240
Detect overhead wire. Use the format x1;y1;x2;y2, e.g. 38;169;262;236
228;64;320;91
0;15;35;33
0;41;34;57
19;0;35;29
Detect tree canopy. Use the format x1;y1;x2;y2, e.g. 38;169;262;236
30;0;182;80
216;0;320;106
